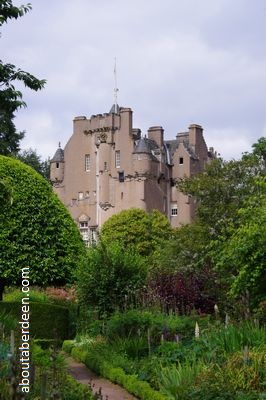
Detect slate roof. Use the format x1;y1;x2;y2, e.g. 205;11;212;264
51;147;64;162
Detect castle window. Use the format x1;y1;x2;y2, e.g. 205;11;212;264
85;154;91;171
118;171;124;182
171;206;178;216
115;150;121;168
78;192;84;200
179;157;184;165
56;162;59;168
85;191;90;198
90;227;97;246
79;221;89;246
104;162;108;171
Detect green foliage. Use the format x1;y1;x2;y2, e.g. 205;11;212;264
30;343;94;400
0;301;70;339
100;208;173;256
77;242;147;316
0;156;86;286
175;139;266;309
188;349;266;399
105;309;210;344
16;148;50;180
3;287;49;302
213;184;266;305
0;1;32;26
64;339;167;400
193;322;266;363
159;359;206;400
0;309;17;331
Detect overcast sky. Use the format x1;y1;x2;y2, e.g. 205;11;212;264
2;0;266;160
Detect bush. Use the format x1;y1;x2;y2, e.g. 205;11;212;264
105;309;210;344
0;301;69;339
0;156;86;287
77;242;147;316
188;348;266;399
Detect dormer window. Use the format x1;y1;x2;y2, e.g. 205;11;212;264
179;157;184;165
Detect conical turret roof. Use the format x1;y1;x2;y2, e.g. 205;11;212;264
51;145;64;162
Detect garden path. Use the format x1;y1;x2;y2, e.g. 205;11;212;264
65;356;138;400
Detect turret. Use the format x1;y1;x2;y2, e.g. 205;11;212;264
50;143;64;183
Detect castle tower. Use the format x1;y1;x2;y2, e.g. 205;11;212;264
50;144;64;183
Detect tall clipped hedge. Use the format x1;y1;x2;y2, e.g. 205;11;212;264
0;301;69;339
0;156;86;285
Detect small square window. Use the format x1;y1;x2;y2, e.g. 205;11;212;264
78;192;84;200
171;207;178;216
179;157;184;165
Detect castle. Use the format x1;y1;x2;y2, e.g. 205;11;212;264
50;104;215;245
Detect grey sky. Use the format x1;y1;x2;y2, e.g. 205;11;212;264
2;0;266;160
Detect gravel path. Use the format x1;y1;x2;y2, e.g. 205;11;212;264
66;356;138;400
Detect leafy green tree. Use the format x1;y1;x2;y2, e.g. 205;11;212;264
17;148;50;180
177;146;265;237
100;208;173;256
77;242;146;316
0;1;45;155
175;138;266;310
0;156;86;292
213;178;266;307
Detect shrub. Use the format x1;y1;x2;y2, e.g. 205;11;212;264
77;242;147;316
0;156;86;287
189;348;266;399
147;268;217;315
105;309;210;344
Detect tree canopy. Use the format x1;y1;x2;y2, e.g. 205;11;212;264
17;148;50;180
0;156;86;287
0;1;46;155
100;208;173;256
175;138;266;310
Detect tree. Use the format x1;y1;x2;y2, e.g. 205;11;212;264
0;1;46;155
0;156;86;294
17;148;50;180
100;208;173;256
177;145;265;237
77;242;146;316
213;179;266;308
175;138;266;310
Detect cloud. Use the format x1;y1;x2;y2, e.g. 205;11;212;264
2;0;265;161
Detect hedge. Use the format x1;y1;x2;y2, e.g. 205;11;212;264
63;340;167;400
0;301;69;340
